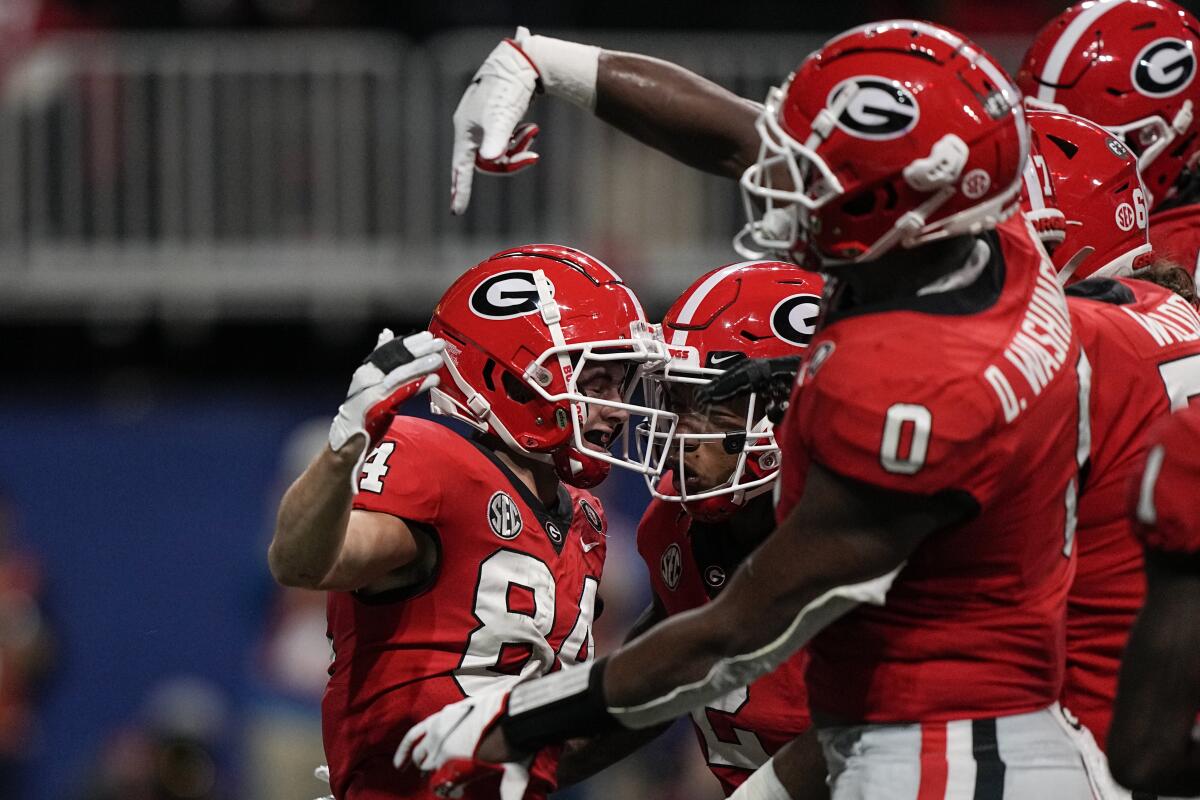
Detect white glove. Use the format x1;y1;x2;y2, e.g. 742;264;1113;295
312;764;333;800
329;329;445;464
393;689;531;800
450;27;600;214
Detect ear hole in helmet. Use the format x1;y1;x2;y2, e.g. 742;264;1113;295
842;190;876;218
482;359;497;391
501;371;536;404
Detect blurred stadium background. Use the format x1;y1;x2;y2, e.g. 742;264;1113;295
0;1;1102;798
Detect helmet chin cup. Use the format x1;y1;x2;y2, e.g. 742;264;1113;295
553;445;611;489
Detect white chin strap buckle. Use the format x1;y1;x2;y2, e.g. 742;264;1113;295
903;134;968;191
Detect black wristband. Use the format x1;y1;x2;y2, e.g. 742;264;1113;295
501;657;621;751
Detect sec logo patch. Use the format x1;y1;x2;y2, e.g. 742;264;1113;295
487;491;523;540
661;543;682;591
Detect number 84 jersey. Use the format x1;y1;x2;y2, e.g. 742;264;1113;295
323;418;607;800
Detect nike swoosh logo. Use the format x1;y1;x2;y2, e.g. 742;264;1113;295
710;353;741;365
581;540;601;553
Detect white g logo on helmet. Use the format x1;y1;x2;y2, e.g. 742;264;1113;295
468;271;553;319
770;294;822;346
1131;38;1196;98
827;76;920;141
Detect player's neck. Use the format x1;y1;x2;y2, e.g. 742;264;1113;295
491;446;561;507
826;234;980;306
723;493;777;543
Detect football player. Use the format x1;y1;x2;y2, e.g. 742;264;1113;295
1108;405;1200;796
269;244;670;800
556;261;826;799
1018;0;1200;283
400;22;1099;799
1029;108;1200;775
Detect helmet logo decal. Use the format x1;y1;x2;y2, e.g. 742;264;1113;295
961;169;992;200
706;350;746;368
660;543;682;591
1115;202;1136;231
1106;137;1129;159
555;407;569;428
487;491;524;540
828;76;920;141
703;565;727;589
468;271;551;319
770;294;822;346
1131;38;1196;98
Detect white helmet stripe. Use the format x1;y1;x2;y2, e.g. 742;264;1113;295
1035;0;1130;104
1022;157;1047;209
668;262;765;348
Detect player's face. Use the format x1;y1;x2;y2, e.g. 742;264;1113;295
660;383;750;493
575;362;632;453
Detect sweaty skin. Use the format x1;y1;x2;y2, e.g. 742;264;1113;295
595;52;762;180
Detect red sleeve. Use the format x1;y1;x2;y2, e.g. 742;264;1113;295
1130;407;1200;554
350;419;449;526
779;342;1000;507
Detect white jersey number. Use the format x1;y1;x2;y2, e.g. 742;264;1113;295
1158;352;1200;410
691;684;771;771
454;550;598;697
879;403;932;475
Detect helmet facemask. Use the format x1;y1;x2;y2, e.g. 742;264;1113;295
636;354;781;522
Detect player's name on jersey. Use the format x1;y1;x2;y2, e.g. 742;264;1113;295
1121;293;1200;347
986;258;1074;422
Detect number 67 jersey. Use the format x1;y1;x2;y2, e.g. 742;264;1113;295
322;418;607;800
1060;276;1200;750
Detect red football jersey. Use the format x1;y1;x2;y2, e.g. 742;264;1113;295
636;490;810;796
1130;406;1200;555
776;216;1086;723
1150;203;1200;280
323;418;607;800
1063;277;1200;749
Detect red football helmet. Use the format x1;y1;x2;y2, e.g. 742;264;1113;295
738;20;1028;267
1018;0;1200;209
1026;109;1154;282
638;261;824;522
1019;125;1068;249
428;244;673;488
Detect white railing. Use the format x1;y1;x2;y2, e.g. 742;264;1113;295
0;29;1029;319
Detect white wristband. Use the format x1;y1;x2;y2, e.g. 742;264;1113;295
729;758;792;800
519;31;601;110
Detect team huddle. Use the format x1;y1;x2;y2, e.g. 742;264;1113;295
267;1;1200;798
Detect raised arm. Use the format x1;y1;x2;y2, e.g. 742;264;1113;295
450;28;761;213
268;330;444;590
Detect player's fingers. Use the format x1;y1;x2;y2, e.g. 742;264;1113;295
450;119;481;215
375;328;395;348
417;374;441;394
476;149;540;175
478;101;523;162
393;729;424;770
507;122;539;155
404;331;445;357
382;354;445;392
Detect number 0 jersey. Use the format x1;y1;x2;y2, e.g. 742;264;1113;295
776;216;1085;723
1063;277;1200;749
636;488;810;796
1129;404;1200;555
323;418;607;800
